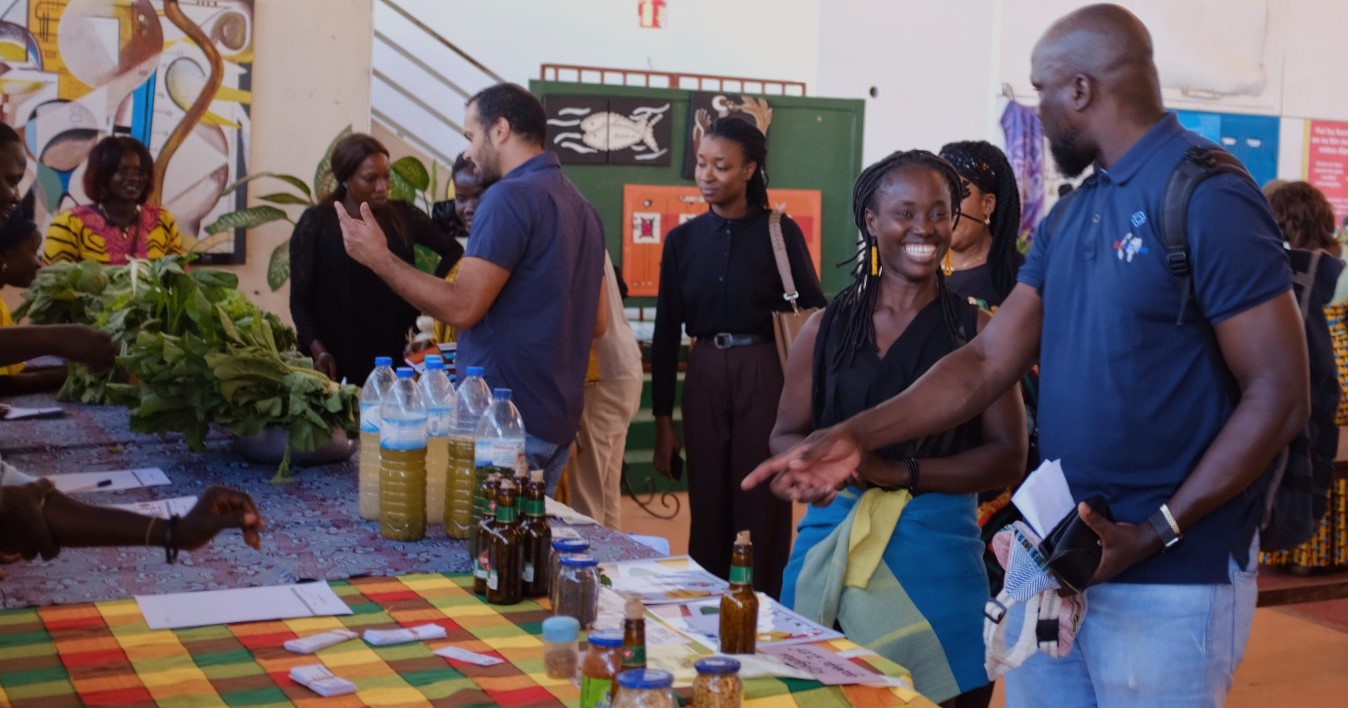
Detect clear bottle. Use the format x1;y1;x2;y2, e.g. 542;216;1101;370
621;596;647;674
473;388;526;539
549;538;591;608
358;356;396;520
485;479;523;605
521;468;552;598
692;657;743;708
542;615;580;680
473;473;501;596
611;669;677;708
379;367;428;541
554;554;600;629
419;356;456;526
581;629;624;708
719;531;758;654
449;366;490;540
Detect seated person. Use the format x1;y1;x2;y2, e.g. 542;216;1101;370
45;136;184;265
0;210;69;394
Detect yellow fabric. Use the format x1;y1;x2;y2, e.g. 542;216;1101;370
585;345;601;383
845;487;911;590
44;207;184;266
0;300;23;376
432;260;463;344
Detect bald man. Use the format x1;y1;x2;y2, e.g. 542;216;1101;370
744;5;1302;704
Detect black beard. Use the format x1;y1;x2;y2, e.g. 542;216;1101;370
1049;129;1095;179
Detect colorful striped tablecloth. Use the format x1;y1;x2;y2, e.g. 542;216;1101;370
0;573;935;707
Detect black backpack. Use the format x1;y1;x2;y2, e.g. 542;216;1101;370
1160;146;1341;553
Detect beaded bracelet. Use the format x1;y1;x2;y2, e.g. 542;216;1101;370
165;514;180;564
903;457;920;495
144;517;157;548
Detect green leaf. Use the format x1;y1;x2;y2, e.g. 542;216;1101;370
219;172;313;200
391;156;430;191
314;126;353;200
268;240;291;291
256;192;314;206
390;171;417;203
192;269;239;290
414;243;440;275
205;206;290;235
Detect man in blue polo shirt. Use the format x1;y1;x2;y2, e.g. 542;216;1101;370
339;83;606;494
743;5;1307;705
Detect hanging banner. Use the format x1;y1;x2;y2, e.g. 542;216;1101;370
1306;120;1348;222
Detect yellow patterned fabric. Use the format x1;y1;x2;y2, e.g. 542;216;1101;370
44;204;184;266
0;299;23;376
1329;302;1348;426
432;259;463;344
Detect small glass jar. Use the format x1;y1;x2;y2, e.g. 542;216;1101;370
693;657;743;708
548;538;591;607
554;554;600;628
611;669;677;708
542;615;580;680
580;629;624;708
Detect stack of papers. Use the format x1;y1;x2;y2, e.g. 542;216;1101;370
136;582;352;630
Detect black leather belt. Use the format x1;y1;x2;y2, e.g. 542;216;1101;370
700;333;772;349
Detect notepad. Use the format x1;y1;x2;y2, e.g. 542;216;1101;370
109;496;198;519
136;582;353;630
48;468;171;494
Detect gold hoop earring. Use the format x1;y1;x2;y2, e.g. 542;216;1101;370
942;248;954;276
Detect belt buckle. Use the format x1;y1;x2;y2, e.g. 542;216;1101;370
712;333;734;349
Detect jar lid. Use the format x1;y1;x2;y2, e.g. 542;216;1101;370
560;553;598;567
552;538;590;552
587;629;624;648
541;615;580;642
695;657;742;674
617;668;675;689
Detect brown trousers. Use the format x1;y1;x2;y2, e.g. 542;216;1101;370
682;341;792;599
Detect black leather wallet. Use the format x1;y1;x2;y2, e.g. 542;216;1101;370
1038;495;1112;595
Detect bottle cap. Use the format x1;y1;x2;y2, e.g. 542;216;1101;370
552;538;590;552
587;629;623;648
617;668;674;690
694;657;742;675
493;388;511;399
396;367;415;379
541;615;580;643
560;554;597;567
375;356;393;366
425;355;444;369
530;469;544;483
467;366;485;377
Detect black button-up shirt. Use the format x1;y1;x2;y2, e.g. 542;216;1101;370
651;208;826;415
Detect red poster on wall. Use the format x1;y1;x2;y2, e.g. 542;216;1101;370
622;184;822;297
1306;120;1348;222
638;0;666;29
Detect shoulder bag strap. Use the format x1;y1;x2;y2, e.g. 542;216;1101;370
767;209;801;313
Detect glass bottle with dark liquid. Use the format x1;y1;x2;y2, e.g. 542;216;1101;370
719;530;759;654
485;479;523;604
521;468;552;597
472;473;500;596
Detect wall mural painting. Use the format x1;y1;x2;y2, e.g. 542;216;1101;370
681;91;773;179
622;184;821;298
0;0;253;263
544;94;672;166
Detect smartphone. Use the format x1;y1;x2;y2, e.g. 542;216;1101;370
670;453;684;481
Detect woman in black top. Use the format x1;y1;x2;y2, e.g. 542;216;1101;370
651;118;825;597
289;133;463;384
938;141;1022;309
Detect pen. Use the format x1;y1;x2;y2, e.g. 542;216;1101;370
67;479;113;493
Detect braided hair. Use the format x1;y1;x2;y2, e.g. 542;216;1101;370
702;117;771;212
939;140;1022;301
832;150;967;372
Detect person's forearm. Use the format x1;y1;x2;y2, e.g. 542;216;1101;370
865;440;1024;495
367;250;477;329
1166;378;1308;532
0;325;89;367
0;368;67;396
42;493;167;549
770;431;808;456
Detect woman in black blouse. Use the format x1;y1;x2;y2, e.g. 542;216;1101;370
937;141;1022;309
289;133;463;384
651;118;825;597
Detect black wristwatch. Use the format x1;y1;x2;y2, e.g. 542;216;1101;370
1146;504;1183;552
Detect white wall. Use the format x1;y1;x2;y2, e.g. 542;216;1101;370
232;0;374;319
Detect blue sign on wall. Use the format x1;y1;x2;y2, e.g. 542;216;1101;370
1176;110;1280;188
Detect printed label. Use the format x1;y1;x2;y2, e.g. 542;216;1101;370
579;676;613;708
380;415;427;451
474;553;488;580
729;564;752;586
495;506;517;523
524;498;545;517
360;401;380;433
487;570;499;591
523;562;535;583
621;645;646;667
426;405;452;437
476;439;525;468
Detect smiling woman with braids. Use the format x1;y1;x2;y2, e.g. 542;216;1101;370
938;141;1023;309
769;150;1025;707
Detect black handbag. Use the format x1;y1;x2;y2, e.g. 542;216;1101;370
1038;495;1112;595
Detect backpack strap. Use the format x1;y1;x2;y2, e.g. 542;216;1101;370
1158;146;1261;325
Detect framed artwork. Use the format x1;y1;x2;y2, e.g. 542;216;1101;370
1;0;254;264
543;94;672;166
681;91;774;179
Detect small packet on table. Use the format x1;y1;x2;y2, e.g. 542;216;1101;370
433;645;505;666
284;629;359;654
363;623;447;646
289;664;357;697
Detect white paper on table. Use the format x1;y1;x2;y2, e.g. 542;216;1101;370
674;593;844;650
596;588;704;648
289;664;357;697
109;496;198;519
136;582;352;630
2;406;63;420
433;645;505;666
762;644;894;685
48;468;171;494
549;525;582;540
599;556;729;604
544;497;598;525
1011;458;1076;537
